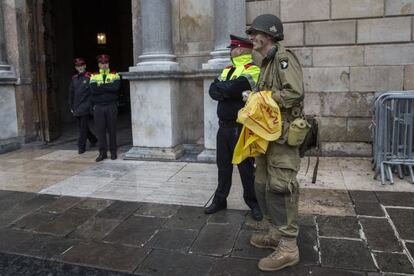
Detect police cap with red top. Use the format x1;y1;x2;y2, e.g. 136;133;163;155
74;57;86;66
227;34;253;49
96;54;110;63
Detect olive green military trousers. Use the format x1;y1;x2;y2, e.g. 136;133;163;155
255;142;300;238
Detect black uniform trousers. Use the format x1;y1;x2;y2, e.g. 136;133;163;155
215;122;258;209
76;115;97;150
94;103;118;155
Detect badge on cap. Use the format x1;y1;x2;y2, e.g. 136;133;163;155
270;25;277;32
281;60;288;69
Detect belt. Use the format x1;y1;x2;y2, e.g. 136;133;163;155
219;120;241;128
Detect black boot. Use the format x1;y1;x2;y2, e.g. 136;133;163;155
110;151;117;160
204;199;227;214
251;206;263;221
78;147;86;154
95;151;108;162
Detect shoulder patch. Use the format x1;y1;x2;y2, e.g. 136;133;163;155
225;65;233;69
244;63;253;69
280;59;289;70
110;70;117;74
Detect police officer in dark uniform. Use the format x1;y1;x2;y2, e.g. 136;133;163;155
204;35;263;221
90;54;121;162
69;57;97;154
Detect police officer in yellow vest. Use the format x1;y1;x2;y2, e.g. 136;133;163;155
246;14;304;271
90;54;121;162
204;34;263;221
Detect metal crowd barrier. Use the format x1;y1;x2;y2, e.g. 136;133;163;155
372;91;414;185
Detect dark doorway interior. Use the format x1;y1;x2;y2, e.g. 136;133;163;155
34;0;133;143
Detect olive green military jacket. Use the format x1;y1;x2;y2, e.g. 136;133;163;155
256;42;304;143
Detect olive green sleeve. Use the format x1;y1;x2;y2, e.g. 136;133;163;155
271;51;304;109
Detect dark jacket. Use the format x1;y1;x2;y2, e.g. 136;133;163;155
209;54;260;122
209;77;251;121
69;71;92;116
90;69;121;106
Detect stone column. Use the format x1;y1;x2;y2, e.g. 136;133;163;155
125;0;182;160
0;0;19;153
131;0;178;72
0;1;13;76
198;0;246;161
203;0;246;69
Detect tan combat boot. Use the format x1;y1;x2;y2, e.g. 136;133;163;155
250;228;281;249
245;218;271;230
258;238;300;271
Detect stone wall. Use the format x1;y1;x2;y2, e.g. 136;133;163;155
246;0;414;155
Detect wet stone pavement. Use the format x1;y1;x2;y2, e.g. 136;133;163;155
0;190;413;275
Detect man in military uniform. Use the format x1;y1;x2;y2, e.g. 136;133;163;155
246;14;304;271
204;34;262;221
69;58;97;154
90;54;121;162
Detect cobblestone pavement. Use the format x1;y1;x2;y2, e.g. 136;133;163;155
0;190;413;275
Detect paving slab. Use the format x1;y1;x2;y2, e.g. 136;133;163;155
13;233;79;259
376;191;414;207
11;211;59;231
317;216;360;238
104;216;166;247
0;228;34;253
75;198;114;211
3;254;134;275
79;163;138;178
386;208;414;240
311;266;366;275
190;223;241;256
298;225;319;265
35;207;97;236
135;249;216;275
134;202;180;218
209;257;275;276
96;201;141;220
60;241;149;273
164;206;209;230
373;252;414;274
299;189;355;216
353;201;384;217
406;242;414;259
231;229;272;260
207;209;247;225
359;218;402;252
69;217;122;241
349;191;378;203
0;191;35;213
146;228;198;252
40;196;82;213
0;194;58;226
319;238;376;271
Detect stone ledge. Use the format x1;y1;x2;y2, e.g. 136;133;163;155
121;69;220;81
124;145;184;160
0;137;21;154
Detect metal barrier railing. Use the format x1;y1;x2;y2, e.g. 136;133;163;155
372;91;414;185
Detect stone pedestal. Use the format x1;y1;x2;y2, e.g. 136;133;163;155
197;74;219;162
0;82;20;153
0;2;19;153
124;75;183;160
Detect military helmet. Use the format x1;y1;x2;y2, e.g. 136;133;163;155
246;14;284;41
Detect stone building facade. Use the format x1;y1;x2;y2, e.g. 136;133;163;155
0;0;413;158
